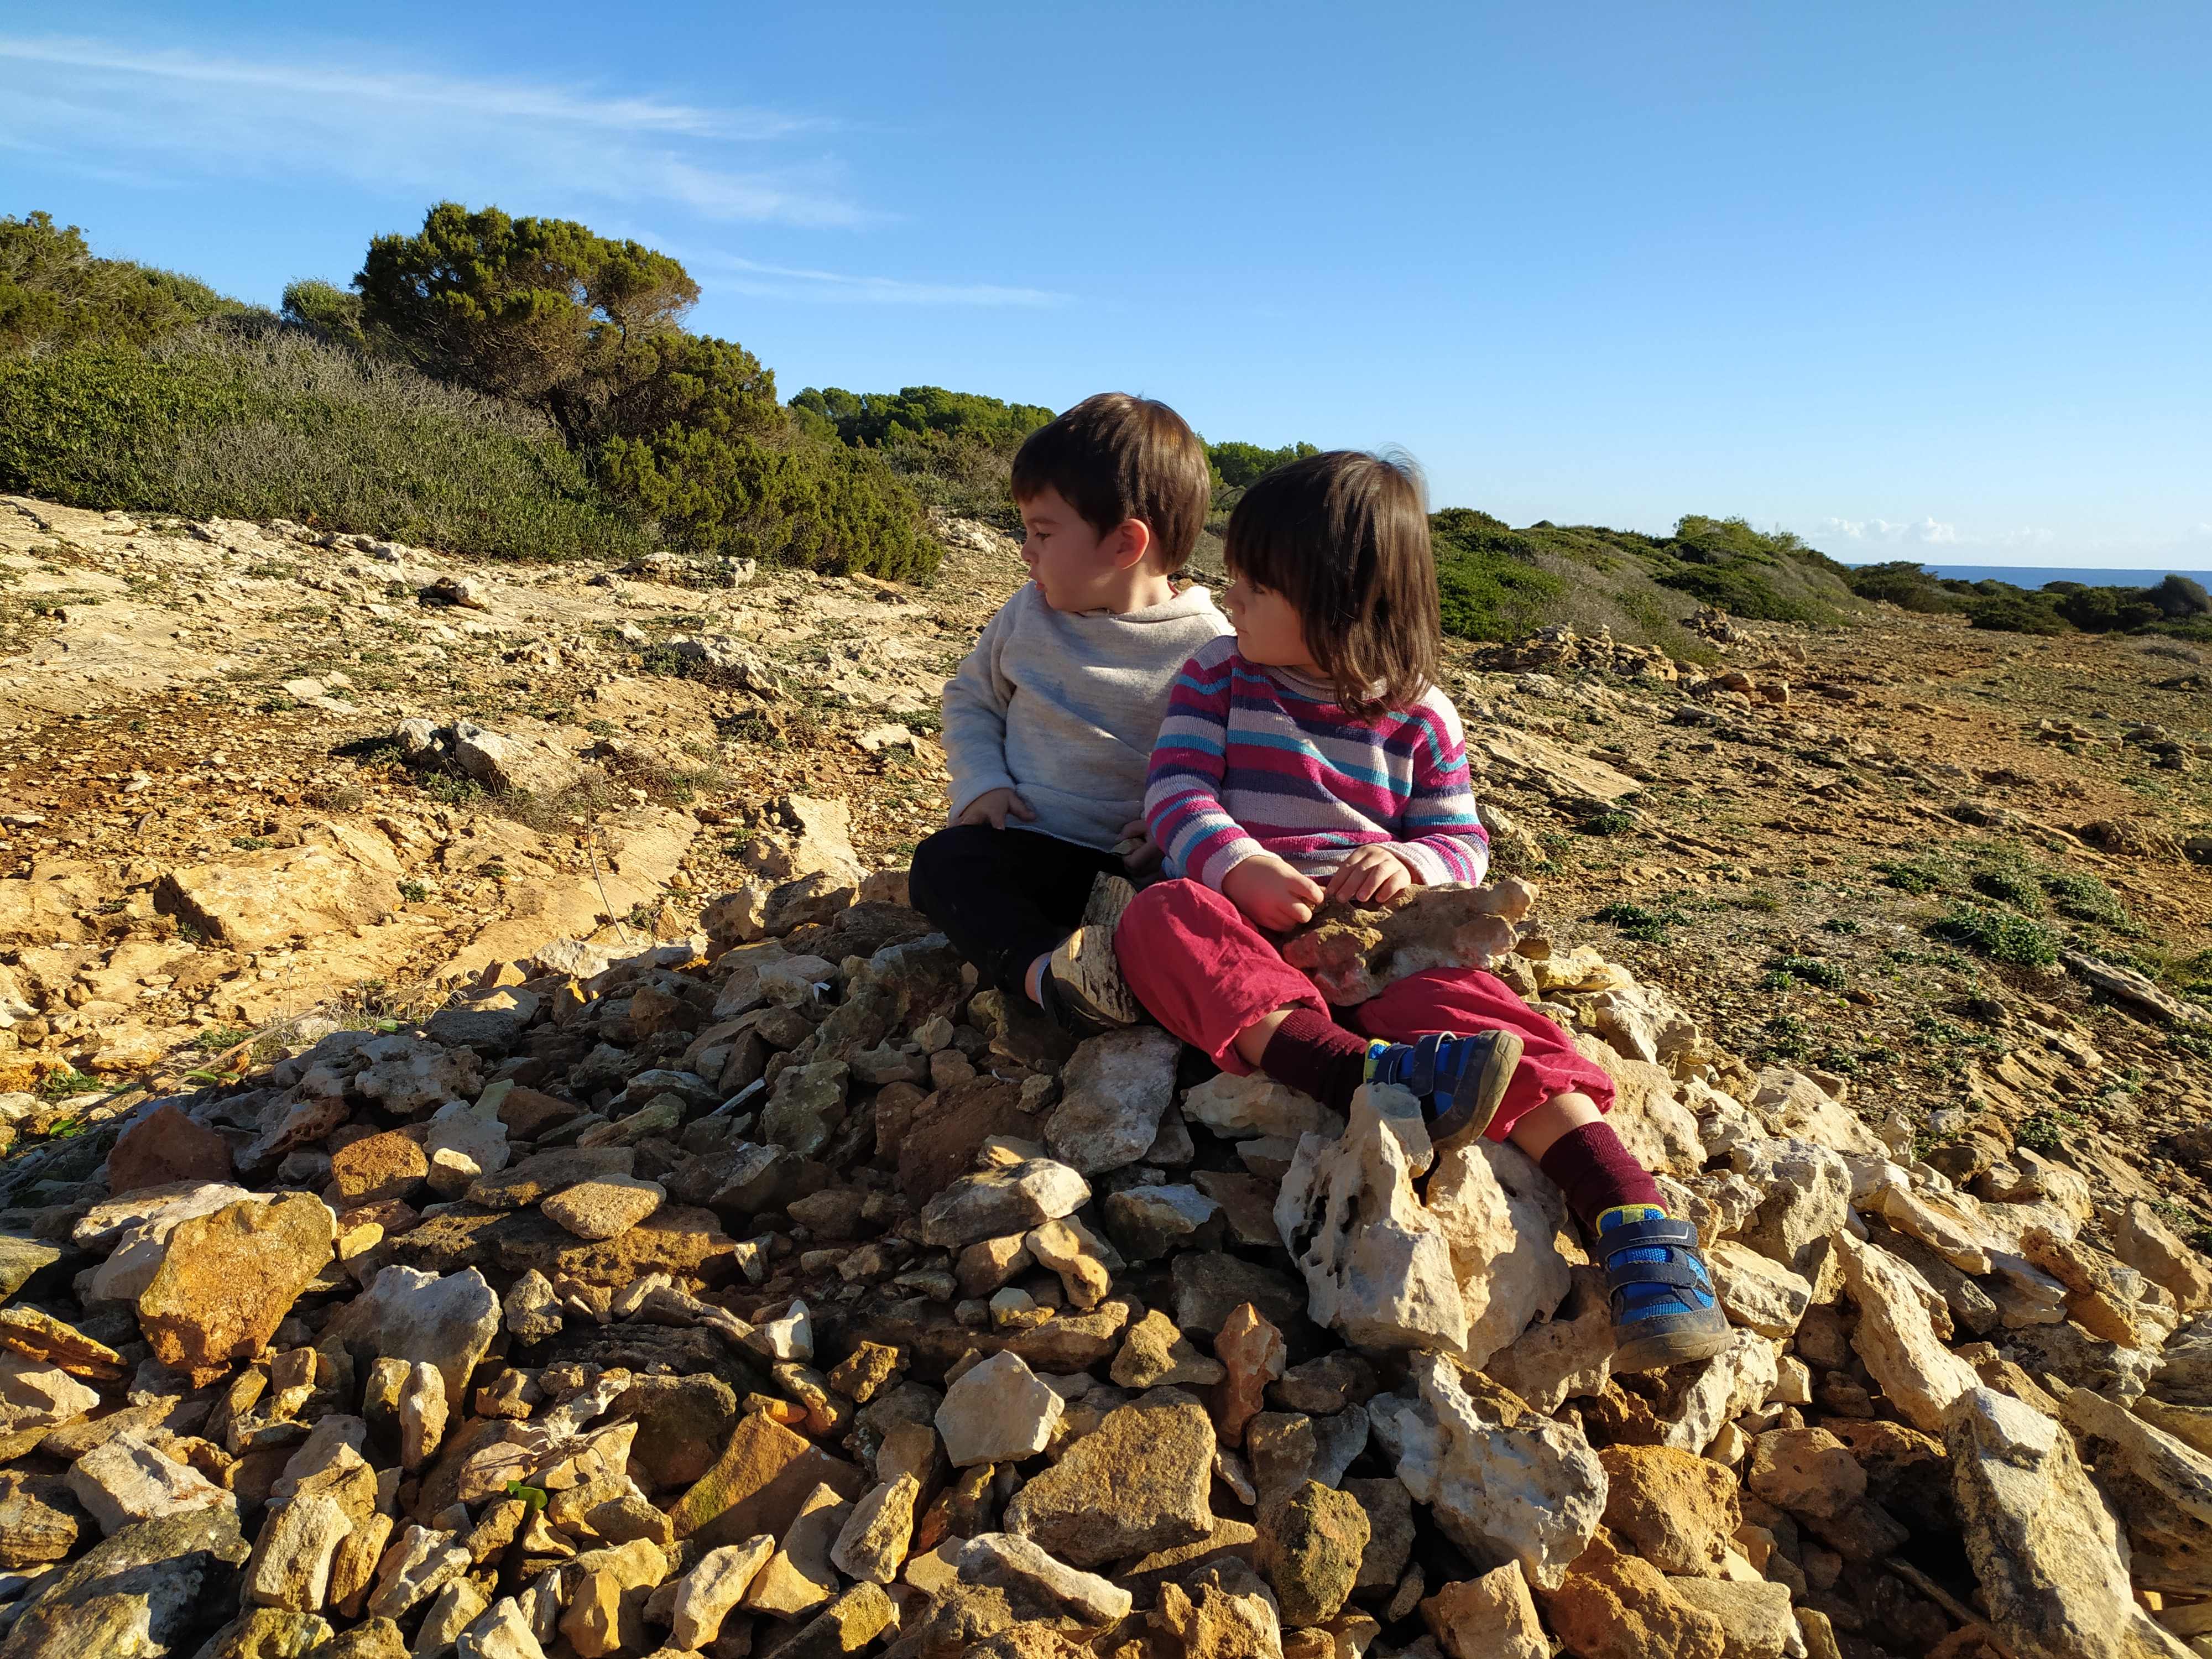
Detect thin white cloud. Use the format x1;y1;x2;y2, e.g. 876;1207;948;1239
0;33;858;227
700;254;1070;309
1820;515;2058;551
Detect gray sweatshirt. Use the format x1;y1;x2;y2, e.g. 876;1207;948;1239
943;580;1233;851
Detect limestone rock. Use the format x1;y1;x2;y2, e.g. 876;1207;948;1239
1838;1234;1981;1434
1735;1138;1852;1280
670;1533;775;1650
1112;1308;1226;1390
1655;1331;1780;1454
1420;1562;1548;1659
1665;1577;1802;1659
2063;1385;2212;1596
742;1483;849;1616
763;1060;851;1159
1216;1302;1287;1449
1103;1184;1225;1261
137;1191;335;1383
1256;1479;1369;1625
0;1470;79;1566
0;1506;249;1659
1149;1569;1284;1659
367;1521;470;1620
1277;881;1532;1004
541;1174;666;1240
917;1158;1092;1248
671;1411;866;1551
1275;1084;1468;1351
1003;1386;1215;1567
1707;1241;1813;1338
1597;1444;1740;1576
1947;1385;2185;1659
1481;1264;1615;1415
0;1352;99;1433
1025;1214;1120;1311
2023;1224;2145;1348
937;1350;1065;1467
782;1580;895;1657
1747;1428;1866;1520
1537;1528;1726;1659
2116;1200;2212;1312
1371;1354;1605;1592
830;1472;919;1583
325;1264;503;1405
1424;1135;1573;1370
955;1530;1134;1628
107;1102;233;1195
467;1146;634;1210
67;1430;236;1534
1045;1026;1181;1174
1183;1072;1344;1142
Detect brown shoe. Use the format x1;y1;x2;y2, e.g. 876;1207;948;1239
1043;874;1141;1035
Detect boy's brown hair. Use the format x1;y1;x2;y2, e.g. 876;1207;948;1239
1224;450;1441;719
1011;393;1211;573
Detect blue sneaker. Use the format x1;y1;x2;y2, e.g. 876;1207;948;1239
1361;1029;1525;1151
1598;1204;1734;1372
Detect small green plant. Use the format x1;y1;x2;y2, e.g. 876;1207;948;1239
1733;890;1781;914
1819;917;1862;935
1766;954;1848;990
1593;901;1680;943
586;718;615;737
1764;1014;1810;1060
1582;811;1638;837
1970;867;2045;914
194;1025;252;1050
37;1069;103;1098
398;880;428;903
421;773;486;807
128;718;145;732
1877;859;1947;895
2017;1107;2081;1153
2041;871;2132;928
1932;904;2059;967
230;835;272;851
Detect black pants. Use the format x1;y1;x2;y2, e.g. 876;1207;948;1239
908;823;1125;997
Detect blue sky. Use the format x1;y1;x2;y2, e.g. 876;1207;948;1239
4;3;2208;570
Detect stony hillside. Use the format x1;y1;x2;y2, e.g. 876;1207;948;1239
0;493;2206;1659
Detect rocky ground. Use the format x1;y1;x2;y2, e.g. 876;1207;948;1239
0;494;2206;1658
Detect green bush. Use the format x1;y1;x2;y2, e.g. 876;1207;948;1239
1208;439;1319;489
0;326;649;562
1970;868;2045;913
2041;871;2130;927
2;211;260;353
791;385;1053;453
1932;904;2059;967
1968;593;2072;636
1766;954;1848;990
601;423;932;580
1431;509;1564;640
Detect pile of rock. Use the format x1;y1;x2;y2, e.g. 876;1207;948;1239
0;875;2208;1659
1477;625;1680;684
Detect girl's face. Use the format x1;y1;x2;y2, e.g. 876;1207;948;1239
1222;570;1320;675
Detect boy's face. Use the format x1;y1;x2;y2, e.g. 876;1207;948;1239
1018;486;1147;612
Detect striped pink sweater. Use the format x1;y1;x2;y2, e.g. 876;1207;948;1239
1145;635;1490;891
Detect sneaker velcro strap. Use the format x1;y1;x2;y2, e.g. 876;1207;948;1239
1604;1215;1700;1252
1606;1258;1704;1291
1406;1034;1442;1097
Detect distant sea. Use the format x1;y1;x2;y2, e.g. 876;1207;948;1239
1840;562;2212;591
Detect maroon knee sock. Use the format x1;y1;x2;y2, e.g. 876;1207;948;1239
1538;1120;1665;1230
1258;1010;1373;1115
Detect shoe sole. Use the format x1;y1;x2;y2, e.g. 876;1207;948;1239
1611;1318;1736;1374
1428;1030;1525;1152
1051;873;1140;1028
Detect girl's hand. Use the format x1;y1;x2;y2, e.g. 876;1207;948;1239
1223;854;1327;930
1325;844;1415;905
1116;817;1164;878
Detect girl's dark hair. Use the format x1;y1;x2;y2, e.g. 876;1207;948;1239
1223;449;1441;719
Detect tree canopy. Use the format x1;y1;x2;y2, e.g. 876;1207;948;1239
1;212;255;354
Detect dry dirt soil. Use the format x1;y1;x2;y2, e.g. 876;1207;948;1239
0;493;2206;1230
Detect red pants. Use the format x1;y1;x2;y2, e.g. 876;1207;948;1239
1117;878;1614;1142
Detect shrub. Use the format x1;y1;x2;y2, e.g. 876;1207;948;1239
1431;509;1565;641
1594;900;1685;942
601;423;932;580
1932;904;2059;967
1208;439;1320;489
2;211;260;353
1877;859;1949;895
2041;871;2130;927
1766;955;1848;990
0;326;649;562
1968;593;2072;635
1970;867;2045;914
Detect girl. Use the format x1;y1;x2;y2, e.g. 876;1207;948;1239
1112;450;1729;1372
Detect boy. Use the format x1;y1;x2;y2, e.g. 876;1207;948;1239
910;393;1230;1034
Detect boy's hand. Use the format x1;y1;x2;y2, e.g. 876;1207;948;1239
1325;844;1415;905
1223;853;1327;931
1116;817;1164;878
955;788;1036;831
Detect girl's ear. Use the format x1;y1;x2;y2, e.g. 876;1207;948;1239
1110;518;1153;572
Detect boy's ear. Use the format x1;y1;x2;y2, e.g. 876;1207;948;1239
1109;518;1154;572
